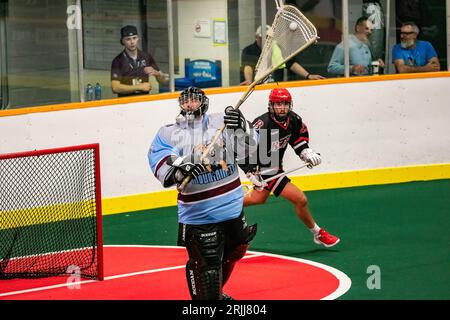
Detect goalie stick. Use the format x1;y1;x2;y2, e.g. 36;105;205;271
178;4;318;191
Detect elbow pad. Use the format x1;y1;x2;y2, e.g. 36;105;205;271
163;155;185;187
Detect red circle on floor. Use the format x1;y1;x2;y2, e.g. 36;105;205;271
0;245;351;300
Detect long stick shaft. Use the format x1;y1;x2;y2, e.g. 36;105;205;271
177;35;318;191
263;163;309;184
244;163;309;195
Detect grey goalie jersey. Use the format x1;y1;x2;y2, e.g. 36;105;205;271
148;112;258;225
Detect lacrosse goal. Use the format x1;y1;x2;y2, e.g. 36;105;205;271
0;144;104;280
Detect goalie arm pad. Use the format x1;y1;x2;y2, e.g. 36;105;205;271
163;156;182;187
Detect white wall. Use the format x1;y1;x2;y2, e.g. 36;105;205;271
177;0;229;86
1;77;450;199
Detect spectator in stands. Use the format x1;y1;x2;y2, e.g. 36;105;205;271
392;21;440;74
327;17;385;76
111;25;166;97
240;25;324;85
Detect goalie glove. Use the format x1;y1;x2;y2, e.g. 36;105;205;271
300;148;322;167
164;155;208;187
224;106;248;132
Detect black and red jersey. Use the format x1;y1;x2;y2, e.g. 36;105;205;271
251;111;310;171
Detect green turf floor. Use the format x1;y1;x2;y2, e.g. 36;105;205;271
102;180;450;299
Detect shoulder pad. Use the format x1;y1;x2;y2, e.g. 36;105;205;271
290;111;302;121
253;118;265;129
252;113;269;127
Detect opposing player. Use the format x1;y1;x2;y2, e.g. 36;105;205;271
148;87;258;300
242;87;340;247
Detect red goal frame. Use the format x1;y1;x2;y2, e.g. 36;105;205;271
0;143;104;281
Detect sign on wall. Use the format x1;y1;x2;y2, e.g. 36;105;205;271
194;19;211;38
213;19;227;45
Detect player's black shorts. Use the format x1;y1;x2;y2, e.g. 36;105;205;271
177;211;251;252
262;169;290;197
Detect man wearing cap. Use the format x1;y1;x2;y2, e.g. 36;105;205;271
240;25;324;86
111;25;166;97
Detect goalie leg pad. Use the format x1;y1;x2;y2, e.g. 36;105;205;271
222;243;249;286
221;214;258;285
184;225;225;300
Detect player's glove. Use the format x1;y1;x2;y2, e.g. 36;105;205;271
246;171;267;191
300;148;322;167
224;106;248;132
165;155;208;186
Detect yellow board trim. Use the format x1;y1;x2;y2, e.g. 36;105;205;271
102;163;450;215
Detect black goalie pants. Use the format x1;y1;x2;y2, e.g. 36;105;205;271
177;211;257;300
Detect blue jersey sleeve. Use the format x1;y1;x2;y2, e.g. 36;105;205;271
148;127;180;185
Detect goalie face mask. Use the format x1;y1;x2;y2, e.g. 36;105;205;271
177;86;209;122
268;88;292;121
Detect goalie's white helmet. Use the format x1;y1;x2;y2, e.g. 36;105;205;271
177;87;209;121
268;88;292;121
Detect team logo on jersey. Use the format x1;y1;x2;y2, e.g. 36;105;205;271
271;135;290;151
253;119;264;129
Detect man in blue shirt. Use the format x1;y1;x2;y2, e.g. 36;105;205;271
327;17;384;76
392;22;440;73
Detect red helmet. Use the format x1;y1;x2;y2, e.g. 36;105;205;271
268;88;292;121
269;88;292;103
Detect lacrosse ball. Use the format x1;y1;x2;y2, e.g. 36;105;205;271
289;22;298;31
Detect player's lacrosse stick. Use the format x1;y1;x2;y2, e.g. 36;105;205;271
178;4;318;191
242;162;310;195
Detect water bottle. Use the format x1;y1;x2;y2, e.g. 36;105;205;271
85;84;94;101
94;83;102;100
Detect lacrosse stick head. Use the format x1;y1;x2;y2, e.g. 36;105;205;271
254;4;318;83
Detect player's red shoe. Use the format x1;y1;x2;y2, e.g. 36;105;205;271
314;228;340;247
